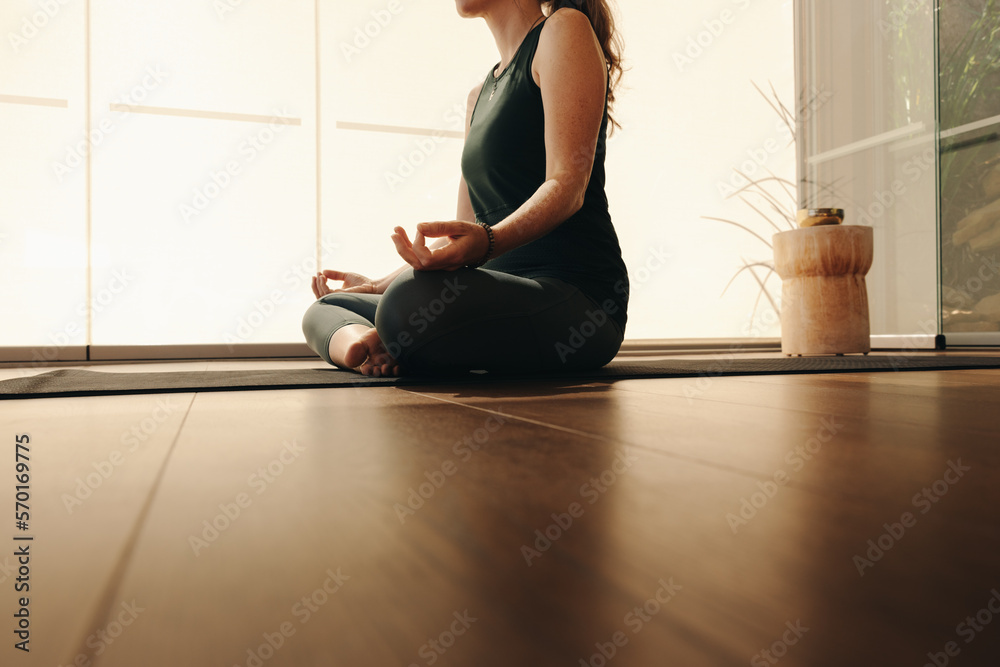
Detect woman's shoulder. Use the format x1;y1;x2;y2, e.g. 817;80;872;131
535;7;603;76
538;7;598;54
542;6;593;34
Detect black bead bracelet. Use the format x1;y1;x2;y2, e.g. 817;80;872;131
468;221;495;268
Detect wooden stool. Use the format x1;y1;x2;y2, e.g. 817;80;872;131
772;225;874;356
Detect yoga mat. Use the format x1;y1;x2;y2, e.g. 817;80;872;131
2;355;1000;399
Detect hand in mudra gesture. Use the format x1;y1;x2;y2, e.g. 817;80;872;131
308;269;399;377
391;221;491;272
311;270;379;299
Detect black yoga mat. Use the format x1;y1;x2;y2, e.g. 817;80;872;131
2;355;1000;399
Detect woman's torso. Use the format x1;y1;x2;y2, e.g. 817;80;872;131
460;17;629;331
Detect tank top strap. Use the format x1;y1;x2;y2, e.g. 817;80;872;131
514;18;547;82
489;19;547;93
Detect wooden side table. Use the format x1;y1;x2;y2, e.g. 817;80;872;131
773;225;874;356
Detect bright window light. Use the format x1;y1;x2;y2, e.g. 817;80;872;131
0;0;796;353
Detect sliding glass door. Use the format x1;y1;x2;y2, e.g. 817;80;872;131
938;0;1000;345
796;0;1000;348
795;0;939;345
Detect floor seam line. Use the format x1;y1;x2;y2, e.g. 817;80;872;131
398;388;786;481
65;392;198;666
397;389;915;506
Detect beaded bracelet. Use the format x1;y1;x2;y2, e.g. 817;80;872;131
468;221;495;268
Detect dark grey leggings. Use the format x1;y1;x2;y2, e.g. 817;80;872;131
301;268;624;375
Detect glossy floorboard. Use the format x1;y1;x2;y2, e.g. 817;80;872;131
1;354;998;666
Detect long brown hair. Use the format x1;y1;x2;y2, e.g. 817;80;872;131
541;0;624;132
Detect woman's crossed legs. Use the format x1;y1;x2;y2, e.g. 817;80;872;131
302;268;623;376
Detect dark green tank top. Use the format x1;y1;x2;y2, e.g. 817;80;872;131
461;17;629;331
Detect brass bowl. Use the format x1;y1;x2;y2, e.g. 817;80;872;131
797;208;845;228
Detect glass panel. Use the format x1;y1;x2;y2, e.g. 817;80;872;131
612;0;796;339
795;0;939;338
0;0;87;349
938;0;1000;337
88;0;317;345
320;0;496;285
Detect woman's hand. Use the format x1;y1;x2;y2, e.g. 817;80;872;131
311;270;379;298
391;222;490;272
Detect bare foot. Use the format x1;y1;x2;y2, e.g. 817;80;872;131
329;324;401;377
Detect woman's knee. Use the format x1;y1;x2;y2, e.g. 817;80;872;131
301;295;350;334
546;304;624;371
375;269;472;347
300;300;325;334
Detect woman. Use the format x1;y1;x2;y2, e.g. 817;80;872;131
303;0;628;376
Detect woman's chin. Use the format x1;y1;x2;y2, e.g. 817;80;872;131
454;0;486;19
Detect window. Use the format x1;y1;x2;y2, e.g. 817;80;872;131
1;0;796;359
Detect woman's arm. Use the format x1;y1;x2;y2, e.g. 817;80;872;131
393;9;607;270
456;83;484;224
493;8;607;254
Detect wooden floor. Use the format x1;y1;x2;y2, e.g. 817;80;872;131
2;352;1000;666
